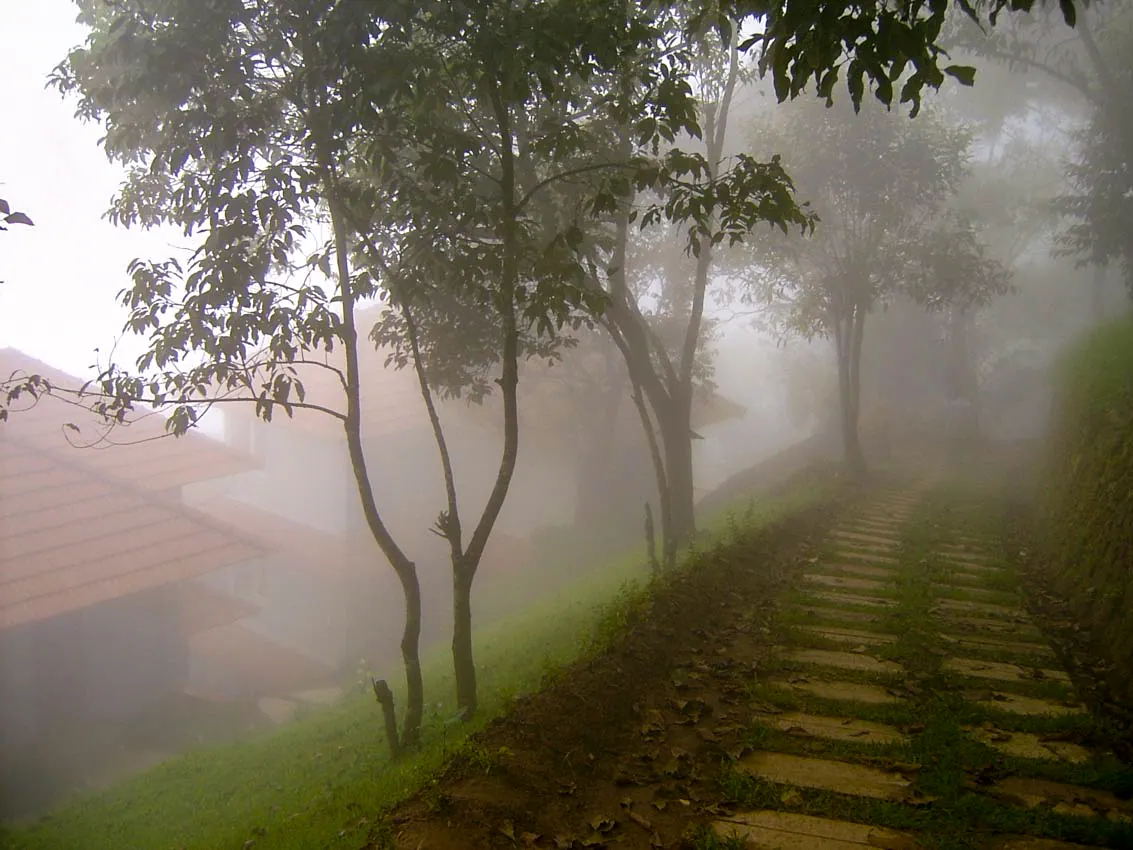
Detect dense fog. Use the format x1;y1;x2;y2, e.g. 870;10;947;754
1;0;1128;826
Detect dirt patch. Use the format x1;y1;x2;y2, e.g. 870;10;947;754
379;501;837;849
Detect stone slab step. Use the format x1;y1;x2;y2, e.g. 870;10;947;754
713;811;918;850
804;574;894;593
737;752;913;801
799;625;896;646
937;551;1001;568
831;551;900;566
932;585;1019;603
831;530;903;548
846;519;905;534
994;839;1101;850
967;726;1091;763
785;648;902;675
944;657;1070;684
811;591;898;609
793;605;884;624
772;712;907;744
986;776;1133;822
771;678;905;705
932;598;1028;619
940;633;1053;659
973;691;1086;717
814;562;898;579
939;615;1044;639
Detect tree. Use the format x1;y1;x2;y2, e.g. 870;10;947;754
593;27;813;562
906;211;1013;436
1052;18;1133;295
723;0;1083;113
742;96;971;474
48;0;810;734
951;2;1133;297
51;0;440;754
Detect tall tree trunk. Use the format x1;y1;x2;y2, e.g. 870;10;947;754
626;359;675;569
441;74;524;721
326;188;424;752
452;564;476;718
835;306;866;477
659;394;696;548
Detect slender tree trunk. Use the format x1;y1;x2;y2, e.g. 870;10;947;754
452;564;476;718
835;305;866;477
326;190;424;752
441;74;524;721
659;395;696;548
627;368;676;569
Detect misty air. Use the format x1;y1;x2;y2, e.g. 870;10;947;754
1;2;1131;848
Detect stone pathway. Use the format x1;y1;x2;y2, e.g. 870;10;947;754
712;484;1133;849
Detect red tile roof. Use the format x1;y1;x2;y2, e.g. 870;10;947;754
1;348;254;490
1;349;269;630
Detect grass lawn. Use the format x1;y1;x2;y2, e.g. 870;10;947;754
4;472;835;850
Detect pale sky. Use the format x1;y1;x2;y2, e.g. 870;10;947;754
0;2;184;380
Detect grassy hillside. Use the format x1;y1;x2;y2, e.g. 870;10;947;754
1043;316;1133;697
4;473;835;850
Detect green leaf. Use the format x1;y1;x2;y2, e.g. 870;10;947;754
943;65;977;87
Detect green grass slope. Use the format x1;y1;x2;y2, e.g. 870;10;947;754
4;474;834;850
1043;315;1133;695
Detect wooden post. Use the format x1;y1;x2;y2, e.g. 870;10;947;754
371;678;401;761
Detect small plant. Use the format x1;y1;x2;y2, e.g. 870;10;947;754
687;824;749;849
449;740;509;776
725;510;742;545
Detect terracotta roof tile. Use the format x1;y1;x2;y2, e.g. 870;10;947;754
0;542;263;630
0;348;278;629
1;348;255;491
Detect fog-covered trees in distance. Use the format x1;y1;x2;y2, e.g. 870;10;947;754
1053;16;1133;294
908;213;1013;434
953;2;1133;297
740;98;973;475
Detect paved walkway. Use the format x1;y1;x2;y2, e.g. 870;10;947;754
711;484;1133;849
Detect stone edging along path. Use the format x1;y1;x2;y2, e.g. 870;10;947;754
711;483;1133;850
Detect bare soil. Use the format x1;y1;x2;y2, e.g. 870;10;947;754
376;501;838;849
